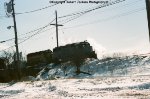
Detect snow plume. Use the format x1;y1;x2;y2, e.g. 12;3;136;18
110;49;150;56
87;38;107;59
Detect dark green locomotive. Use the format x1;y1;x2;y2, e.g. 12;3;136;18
52;41;97;63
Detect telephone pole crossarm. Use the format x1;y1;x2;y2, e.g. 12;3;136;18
50;24;63;26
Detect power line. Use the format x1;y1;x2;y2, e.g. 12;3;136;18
0;0;138;42
0;38;14;43
15;3;58;15
59;0;126;24
61;14;83;24
63;7;145;30
58;14;82;23
59;0;144;25
0;19;55;52
18;27;54;41
0;27;54;52
17;18;55;45
0;19;55;43
58;0;126;19
18;22;55;37
1;2;58;19
0;0;143;44
58;0;144;25
1;1;57;42
1;0;142;44
0;0;135;43
57;0;143;24
0;27;46;43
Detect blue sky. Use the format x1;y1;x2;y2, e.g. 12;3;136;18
0;0;149;56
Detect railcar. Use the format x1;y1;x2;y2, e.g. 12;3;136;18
27;50;52;66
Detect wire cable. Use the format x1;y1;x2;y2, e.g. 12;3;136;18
15;3;58;15
58;0;126;19
59;0;126;24
19;27;54;41
63;7;145;29
59;0;144;25
17;18;55;44
0;19;55;52
0;38;14;43
0;0;134;43
0;18;56;43
0;0;142;43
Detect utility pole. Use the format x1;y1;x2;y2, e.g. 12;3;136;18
51;11;63;47
146;0;150;41
11;0;20;79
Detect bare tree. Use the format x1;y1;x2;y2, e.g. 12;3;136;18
1;50;15;69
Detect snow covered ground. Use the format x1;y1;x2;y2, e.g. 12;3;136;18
0;76;150;99
0;54;150;99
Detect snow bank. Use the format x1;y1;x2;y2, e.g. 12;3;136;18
36;54;150;80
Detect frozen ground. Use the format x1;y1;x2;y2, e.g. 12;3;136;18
0;54;150;99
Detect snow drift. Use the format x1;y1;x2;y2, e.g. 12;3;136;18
36;54;150;80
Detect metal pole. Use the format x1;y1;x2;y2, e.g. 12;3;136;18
11;0;20;79
146;0;150;41
55;10;59;47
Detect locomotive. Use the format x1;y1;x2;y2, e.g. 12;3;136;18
52;41;97;63
27;41;97;66
0;58;6;69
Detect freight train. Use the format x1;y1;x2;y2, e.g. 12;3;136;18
27;41;97;66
